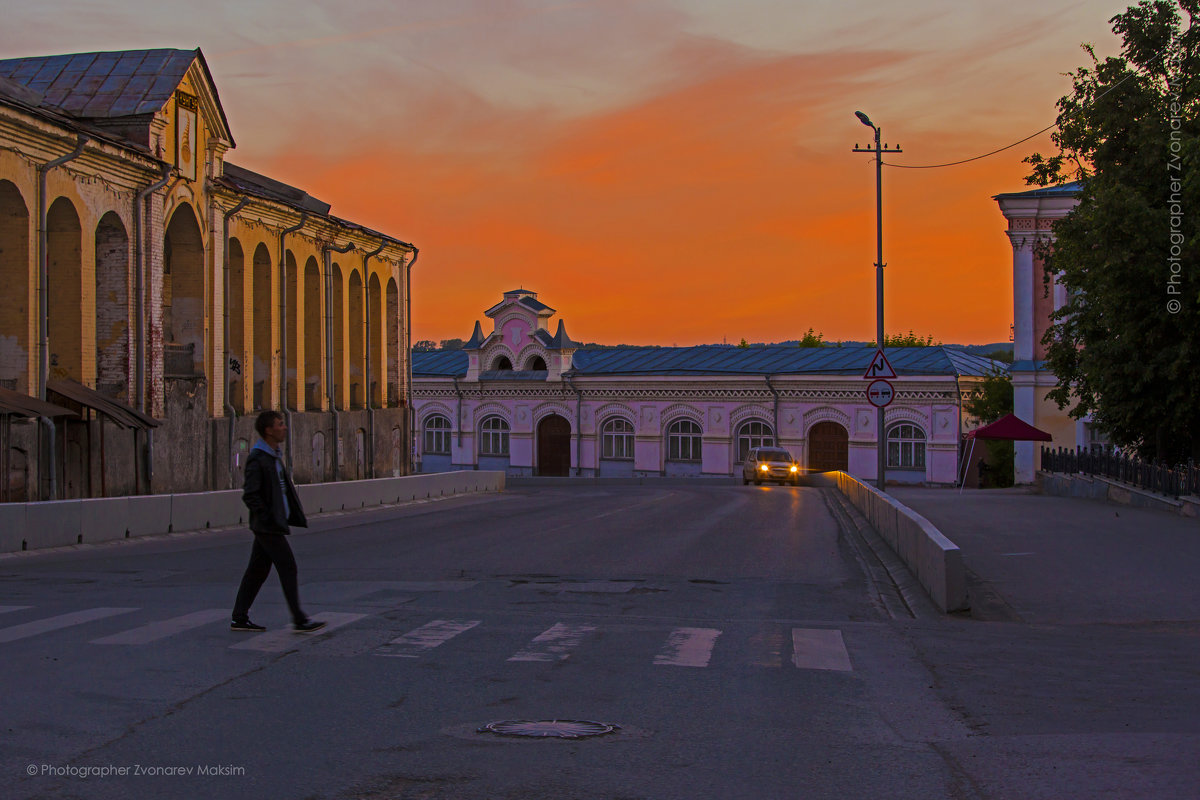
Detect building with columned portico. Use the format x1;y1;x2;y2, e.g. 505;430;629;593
994;182;1090;483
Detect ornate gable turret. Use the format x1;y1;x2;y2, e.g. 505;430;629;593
460;290;578;382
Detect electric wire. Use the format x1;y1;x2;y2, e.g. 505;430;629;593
878;39;1178;170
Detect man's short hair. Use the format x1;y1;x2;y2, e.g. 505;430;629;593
254;410;284;438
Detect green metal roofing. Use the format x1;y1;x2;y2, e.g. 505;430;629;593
413;345;1006;378
993;181;1082;200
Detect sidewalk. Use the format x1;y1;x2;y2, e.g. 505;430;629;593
889;487;1200;625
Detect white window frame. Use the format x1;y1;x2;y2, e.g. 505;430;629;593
601;417;634;460
667;419;702;462
423;414;451;455
479;416;510;456
886;423;926;469
736;420;775;463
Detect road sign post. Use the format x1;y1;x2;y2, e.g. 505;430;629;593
866;379;895;408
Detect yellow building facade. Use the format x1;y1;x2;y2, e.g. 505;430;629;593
0;49;417;500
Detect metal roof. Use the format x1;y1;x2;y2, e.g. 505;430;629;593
219;163;332;215
0;48;234;146
0;49;194;118
993;181;1082;200
0;386;77;418
413;349;469;376
480;370;549;381
413;346;1006;379
47;379;159;429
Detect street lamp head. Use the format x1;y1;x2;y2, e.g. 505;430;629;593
854;111;875;129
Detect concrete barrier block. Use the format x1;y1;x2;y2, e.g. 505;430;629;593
296;483;335;514
80;497;130;543
0;504;27;552
127;494;173;537
171;490;242;532
835;473;966;614
25;500;83;549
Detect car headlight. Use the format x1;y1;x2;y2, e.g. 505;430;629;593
790;465;798;473
759;464;769;471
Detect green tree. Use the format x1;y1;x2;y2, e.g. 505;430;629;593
985;349;1015;364
964;369;1015;487
797;328;825;347
871;330;942;347
412;339;438;352
737;338;750;348
1025;0;1199;461
439;338;465;350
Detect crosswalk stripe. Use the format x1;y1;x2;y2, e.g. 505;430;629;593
654;627;722;667
0;605;32;615
508;622;596;662
90;609;229;645
791;628;852;671
376;619;481;658
0;607;139;644
228;612;367;652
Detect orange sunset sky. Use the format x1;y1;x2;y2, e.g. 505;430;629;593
4;1;1134;346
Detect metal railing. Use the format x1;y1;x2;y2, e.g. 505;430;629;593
1041;446;1200;499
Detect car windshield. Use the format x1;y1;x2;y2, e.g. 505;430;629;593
757;449;792;462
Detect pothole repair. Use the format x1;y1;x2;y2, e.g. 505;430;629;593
477;719;621;739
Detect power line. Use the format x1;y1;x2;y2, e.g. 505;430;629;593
879;38;1175;170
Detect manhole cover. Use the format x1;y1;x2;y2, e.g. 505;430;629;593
477;719;620;739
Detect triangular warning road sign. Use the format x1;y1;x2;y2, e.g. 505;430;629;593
863;349;897;379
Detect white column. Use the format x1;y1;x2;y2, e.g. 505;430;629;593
1011;234;1035;362
1013;373;1036;483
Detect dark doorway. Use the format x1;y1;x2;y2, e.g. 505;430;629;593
808;421;848;472
537;414;572;476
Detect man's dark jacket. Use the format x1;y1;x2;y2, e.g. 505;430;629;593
242;446;307;534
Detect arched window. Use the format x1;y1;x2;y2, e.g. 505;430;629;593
666;419;702;461
601;418;634;460
526;355;547;371
493;356;513;370
736;420;774;463
479;416;510;456
887;423;926;469
424;414;452;455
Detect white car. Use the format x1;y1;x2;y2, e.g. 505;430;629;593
742;447;801;486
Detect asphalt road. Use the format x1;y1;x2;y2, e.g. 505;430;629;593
1;483;1197;799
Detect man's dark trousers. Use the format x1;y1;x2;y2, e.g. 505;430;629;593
232;533;303;624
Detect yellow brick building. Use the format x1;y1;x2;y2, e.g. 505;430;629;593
0;49;418;500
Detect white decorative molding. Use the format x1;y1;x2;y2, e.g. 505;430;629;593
660;403;704;430
418;402;454;426
472;402;513;427
730;403;772;430
595;403;636;426
803;406;851;431
483;344;516;370
884;406;929;430
532;401;574;429
516;344;549;369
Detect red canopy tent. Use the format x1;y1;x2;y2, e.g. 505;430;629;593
960;413;1053;490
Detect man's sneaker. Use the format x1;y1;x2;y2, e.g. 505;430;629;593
292;619;326;634
230;619;266;632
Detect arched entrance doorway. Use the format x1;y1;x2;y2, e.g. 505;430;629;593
537;414;571;476
807;421;848;472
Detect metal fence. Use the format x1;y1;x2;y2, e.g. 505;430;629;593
1041;446;1200;499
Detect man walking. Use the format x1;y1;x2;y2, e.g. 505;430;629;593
232;410;325;633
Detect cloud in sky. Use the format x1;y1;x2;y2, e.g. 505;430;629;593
0;0;1134;344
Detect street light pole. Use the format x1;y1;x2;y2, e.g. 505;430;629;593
853;112;901;491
